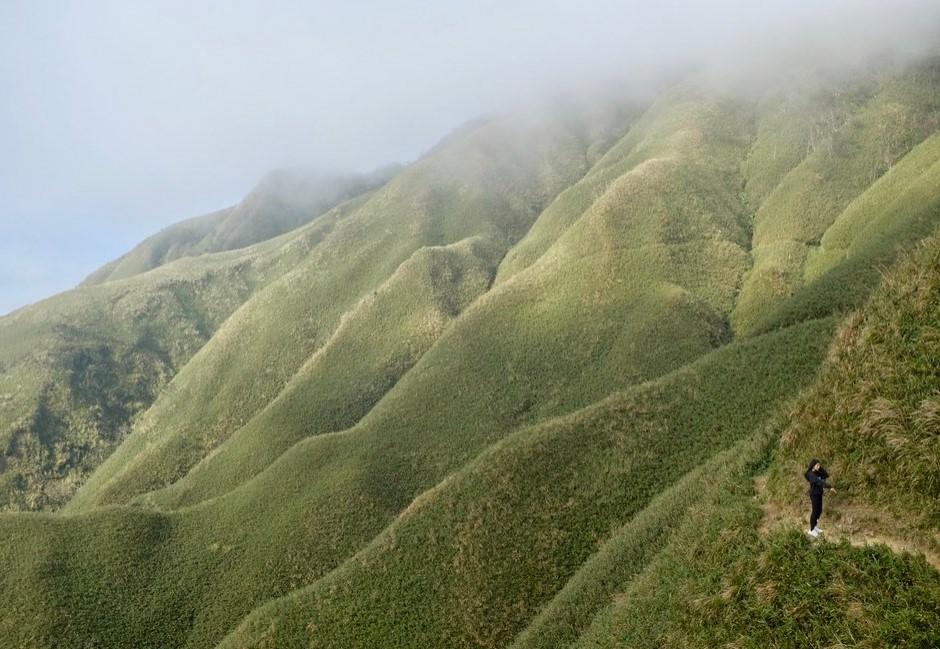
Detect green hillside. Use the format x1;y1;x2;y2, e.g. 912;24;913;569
215;319;833;649
769;225;940;528
1;55;940;649
557;226;940;649
0;201;360;511
66;94;641;512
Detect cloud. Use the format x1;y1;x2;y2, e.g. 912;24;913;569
1;0;938;314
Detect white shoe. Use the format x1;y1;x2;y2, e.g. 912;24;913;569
807;528;819;538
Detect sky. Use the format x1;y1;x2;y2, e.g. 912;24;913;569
1;1;939;315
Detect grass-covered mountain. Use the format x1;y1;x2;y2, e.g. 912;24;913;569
80;167;398;287
0;177;380;511
1;55;939;648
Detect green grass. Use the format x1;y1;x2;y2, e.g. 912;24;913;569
68;88;756;515
496;85;752;286
66;97;632;511
751;135;940;335
0;317;831;649
1;55;940;649
732;61;940;334
141;235;504;508
768;225;940;526
567;220;940;649
739;85;818;209
507;419;787;649
805;133;940;279
0;202;353;510
201;91;751;514
569;447;940;648
214;319;831;649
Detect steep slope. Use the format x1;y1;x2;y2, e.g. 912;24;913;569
0;81;756;642
752;131;940;334
506;423;781;649
733;62;940;334
209;59;940;649
0;200;358;511
495;84;752;287
141;235;505;509
214;319;831;649
1;56;940;649
769;225;940;528
66;96;641;512
0;319;831;649
558;226;940;649
104;87;759;512
81;167;395;286
564;463;939;648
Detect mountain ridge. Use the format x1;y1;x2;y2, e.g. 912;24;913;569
1;55;939;648
80;165;400;287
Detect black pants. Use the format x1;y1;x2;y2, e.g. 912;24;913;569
810;493;823;530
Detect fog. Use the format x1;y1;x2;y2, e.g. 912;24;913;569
1;0;939;315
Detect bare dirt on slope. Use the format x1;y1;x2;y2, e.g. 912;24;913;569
753;474;940;571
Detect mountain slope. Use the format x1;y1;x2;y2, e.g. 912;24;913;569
0;56;939;649
81;167;396;286
561;225;940;649
214;319;832;649
140;235;505;509
733;64;940;333
753;131;940;334
66;95;642;512
769;225;940;527
0;200;359;511
118;88;756;512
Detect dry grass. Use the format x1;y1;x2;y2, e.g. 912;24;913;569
754;474;940;570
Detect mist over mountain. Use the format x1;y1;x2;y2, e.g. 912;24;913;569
2;2;940;648
4;0;940;314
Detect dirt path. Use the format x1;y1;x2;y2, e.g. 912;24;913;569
753;474;940;571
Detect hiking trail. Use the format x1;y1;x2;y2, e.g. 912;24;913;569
753;474;940;571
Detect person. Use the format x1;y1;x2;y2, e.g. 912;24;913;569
805;458;835;538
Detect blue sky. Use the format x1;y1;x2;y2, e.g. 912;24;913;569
1;1;938;315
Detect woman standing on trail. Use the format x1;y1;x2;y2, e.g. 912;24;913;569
805;458;835;538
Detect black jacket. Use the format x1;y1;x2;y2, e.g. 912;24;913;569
805;458;833;497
